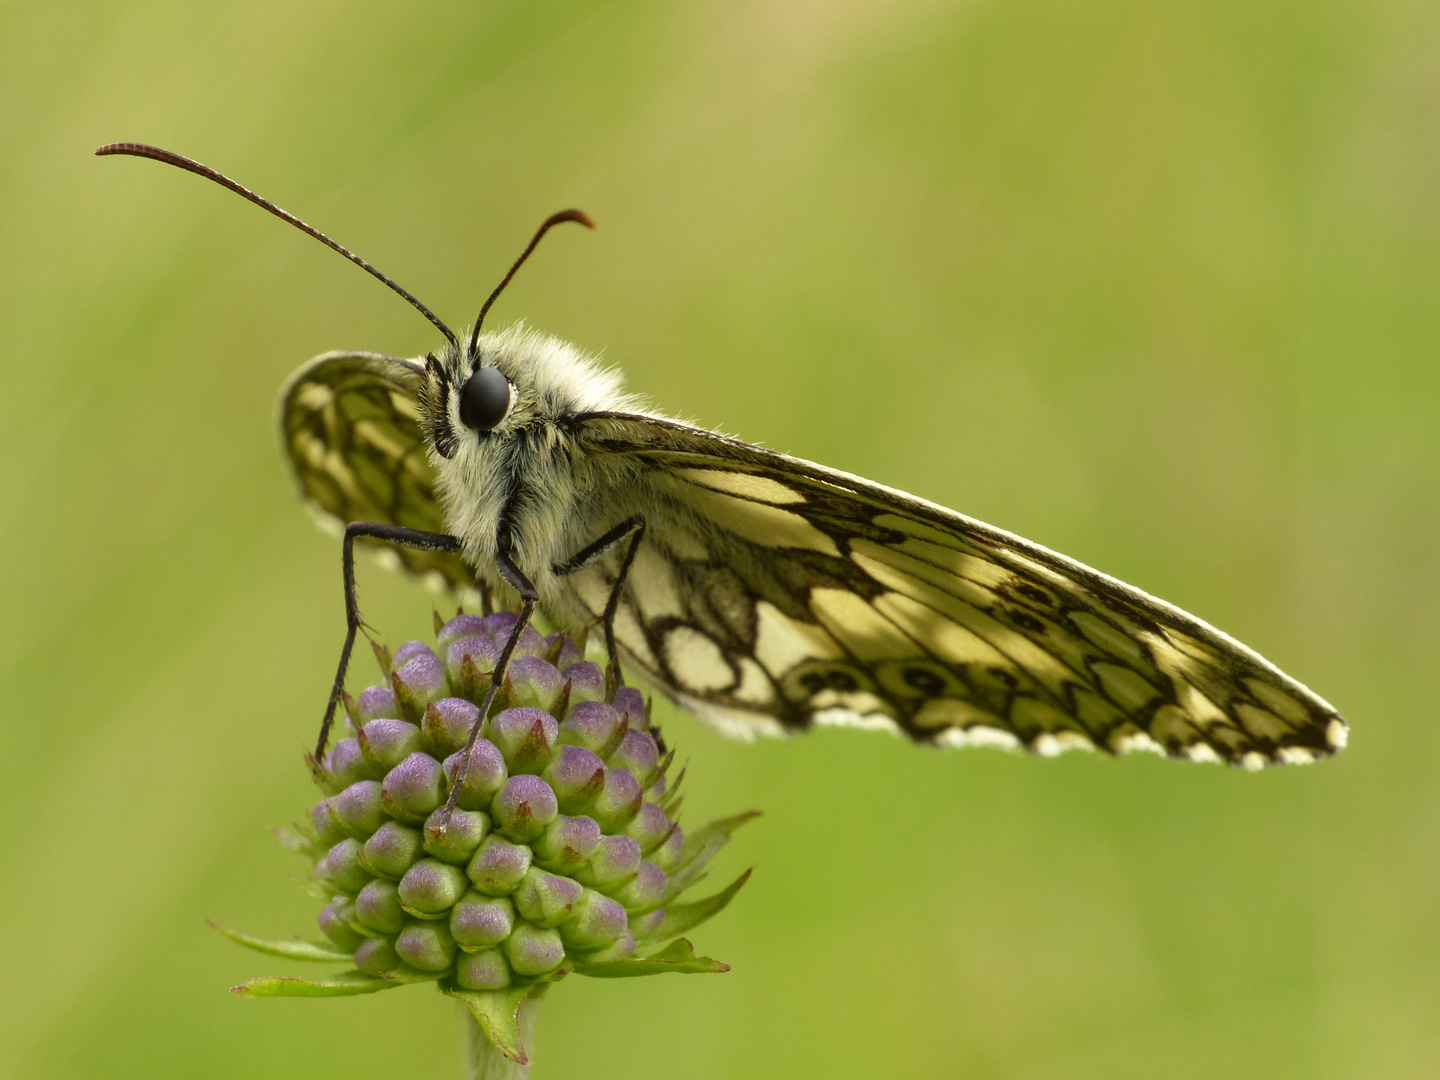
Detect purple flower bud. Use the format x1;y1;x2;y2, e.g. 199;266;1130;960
398;858;468;915
326;738;377;787
533;814;603;874
562;663;607;709
354;936;402;976
333;780;386;837
541;746;606;814
445;636;498;700
505;921;565;975
310;798;347;847
508;656;565;713
558;701;625;756
560;889;629;950
610;686;647;727
438;615;488;651
421;807;489;863
651;824;684;870
574;834;642;890
582;926;635;964
491;774;559;844
359;718;423;770
466;835;532;896
611;860;666;912
318;901;366;950
442;740;508;810
450;892;515;950
591;767;643;832
544;632;585;669
395;920;457;971
354;879;407;934
507;625;547;658
392;640;438;668
488;707;558;774
629;907;666;938
355;685;398;722
512;867;585;927
422;697;481;758
319;838;372;894
455;947;511;990
391;651;448;722
609;729;660;787
361;821;422;879
381;752;445;822
624;801;674;855
481;611;521;640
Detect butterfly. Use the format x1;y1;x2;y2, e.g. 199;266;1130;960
101;142;1348;776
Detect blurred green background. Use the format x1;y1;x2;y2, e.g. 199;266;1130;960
2;1;1438;1077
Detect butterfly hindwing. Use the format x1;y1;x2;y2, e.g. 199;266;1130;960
278;351;474;594
569;413;1346;766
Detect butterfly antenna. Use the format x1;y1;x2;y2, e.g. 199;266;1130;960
469;209;595;354
96;142;459;348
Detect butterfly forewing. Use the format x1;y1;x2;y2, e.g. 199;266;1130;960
567;413;1346;766
279;351;474;593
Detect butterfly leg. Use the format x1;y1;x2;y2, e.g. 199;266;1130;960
316;522;464;764
436;526;539;831
553;516;646;690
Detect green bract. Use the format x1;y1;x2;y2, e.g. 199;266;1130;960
222;612;754;1067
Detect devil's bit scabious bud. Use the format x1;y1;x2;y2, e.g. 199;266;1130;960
224;611;755;1075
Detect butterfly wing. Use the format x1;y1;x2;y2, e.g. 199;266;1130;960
278;351;474;593
565;412;1346;767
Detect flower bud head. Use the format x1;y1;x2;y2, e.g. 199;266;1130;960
399;858;469;916
422;807;489;864
488;707;558;774
450;892;515;950
361;821;422;879
505;921;565;975
359;719;423;770
491;774;559;844
513;867;585;927
533;814;603;874
442;739;507;810
542;746;606;814
559;889;629;950
558;701;625;756
574;834;642;890
395;920;457;971
466;835;532;896
422;697;481;758
354;879;407;934
455;947;511;990
591;767;644;832
333;780;386;837
381;752;445;822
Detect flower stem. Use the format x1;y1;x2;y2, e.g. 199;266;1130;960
462;994;540;1080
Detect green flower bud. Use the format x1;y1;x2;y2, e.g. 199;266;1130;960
650;824;684;870
444;636;497;700
319;838;372;893
491;775;558;843
326;737;377;787
354;685;397;722
508;656;565;712
391;649;447;722
505;921;565;975
512;867;585;927
628;907;665;938
333;780;386;837
466;835;532;896
611;860;666;912
532;814;603;874
562;663;607;709
353;936;402;975
399;858;468;916
591;767;643;832
437;615;488;652
559;889;628;950
318;901;366;950
544;632;585;669
582;926;636;964
450;891;515;950
359;718;423;770
381;752;446;822
558;701;624;756
310;798;347;847
395;919;457;971
542;746;606;814
392;640;439;668
422;807;489;864
361;820;422;879
609;729;661;788
455;947;511;990
354;879;407;934
422;697;481;758
442;740;507;810
574;834;642;890
611;686;647;727
489;707;558;774
624;801;674;855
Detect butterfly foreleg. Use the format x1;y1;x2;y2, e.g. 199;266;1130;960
315;522;465;767
552;515;646;690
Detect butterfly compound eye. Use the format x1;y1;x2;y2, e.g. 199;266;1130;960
458;366;512;431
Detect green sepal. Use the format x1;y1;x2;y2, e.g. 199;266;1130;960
666;811;759;896
574;937;729;978
447;986;535;1065
635;869;751;945
209;921;353;963
231;970;410;997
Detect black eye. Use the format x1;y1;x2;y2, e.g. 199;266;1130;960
458;366;512;431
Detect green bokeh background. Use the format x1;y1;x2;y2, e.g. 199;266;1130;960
3;2;1438;1077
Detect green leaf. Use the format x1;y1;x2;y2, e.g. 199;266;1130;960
448;986;534;1064
664;811;758;898
635;869;752;945
209;921;353;962
574;937;730;978
231;970;407;997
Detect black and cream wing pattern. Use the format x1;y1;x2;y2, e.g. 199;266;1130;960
278;351;474;593
564;414;1347;767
